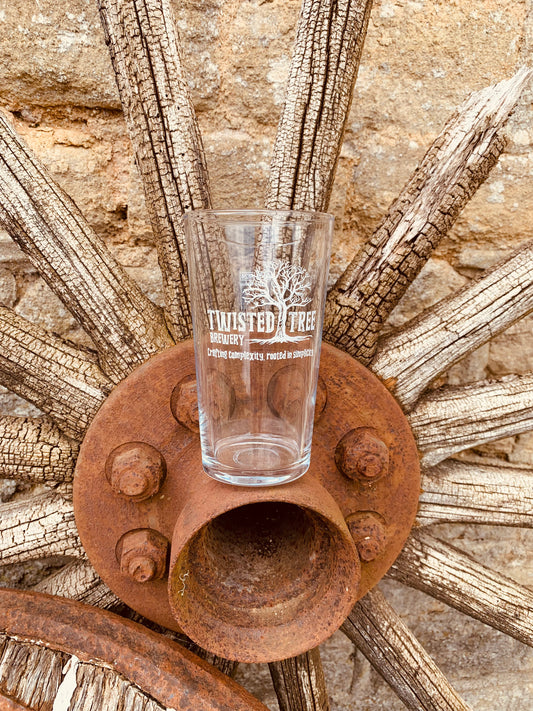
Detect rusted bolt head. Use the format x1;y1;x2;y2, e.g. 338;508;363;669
171;371;235;432
171;374;200;432
106;442;166;501
346;512;387;562
335;427;389;482
267;367;327;424
117;529;169;583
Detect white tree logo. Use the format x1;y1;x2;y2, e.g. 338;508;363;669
243;259;312;343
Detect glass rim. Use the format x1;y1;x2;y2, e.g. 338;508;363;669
183;208;335;225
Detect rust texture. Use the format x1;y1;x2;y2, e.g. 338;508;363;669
0;589;270;711
73;340;420;663
0;695;32;710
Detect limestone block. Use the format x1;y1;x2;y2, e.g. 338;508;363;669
0;268;16;308
0;0;119;109
203;128;272;208
509;430;533;466
386;257;467;329
15;277;90;347
488;313;533;376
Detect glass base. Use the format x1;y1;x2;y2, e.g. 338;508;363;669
202;433;310;487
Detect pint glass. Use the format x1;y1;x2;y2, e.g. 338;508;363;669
184;209;333;486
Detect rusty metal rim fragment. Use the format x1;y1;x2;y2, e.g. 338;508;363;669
0;588;269;711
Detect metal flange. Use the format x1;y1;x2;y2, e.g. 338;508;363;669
73;340;420;662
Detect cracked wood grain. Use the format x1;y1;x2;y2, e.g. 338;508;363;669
324;67;533;362
0;639;167;711
372;238;533;410
266;0;373;212
0;491;82;565
268;647;330;711
408;373;533;467
343;588;472;711
0;636;66;710
0;112;173;384
0;417;78;482
34;559;120;610
0;307;111;440
97;0;217;339
390;529;533;647
417;459;533;527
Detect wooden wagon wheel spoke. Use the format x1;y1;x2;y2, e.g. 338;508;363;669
408;374;533;467
265;0;373;212
268;648;330;711
417;459;533;528
97;0;214;340
390;529;533;647
33;559;119;610
0;491;81;566
0;307;110;440
343;587;472;711
0;417;77;483
0;114;172;384
372;238;533;409
323;68;532;362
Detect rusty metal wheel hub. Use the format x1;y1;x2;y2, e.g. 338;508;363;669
73;340;420;662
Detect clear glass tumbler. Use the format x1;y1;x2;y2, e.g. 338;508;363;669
184;209;333;486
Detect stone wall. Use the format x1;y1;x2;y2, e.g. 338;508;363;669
1;1;532;708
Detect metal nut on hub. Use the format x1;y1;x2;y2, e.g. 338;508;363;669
335;427;389;482
171;371;235;432
346;512;387;562
117;529;169;583
171;374;200;432
267;367;327;424
106;442;166;501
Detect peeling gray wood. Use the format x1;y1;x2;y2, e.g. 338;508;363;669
390;529;533;647
266;0;373;213
0;491;82;566
324;67;533;362
0;112;173;384
408;374;533;467
0;417;78;482
417;459;533;527
343;588;472;711
372;238;533;409
0;306;111;440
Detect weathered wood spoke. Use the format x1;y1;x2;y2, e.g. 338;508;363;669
0;417;78;483
0;636;67;711
268;647;330;711
97;0;214;340
342;588;472;711
0;307;111;440
33;559;119;610
266;0;373;212
390;530;533;647
417;459;533;527
373;238;533;409
0;491;81;566
0;112;172;383
324;67;533;362
408;374;533;467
